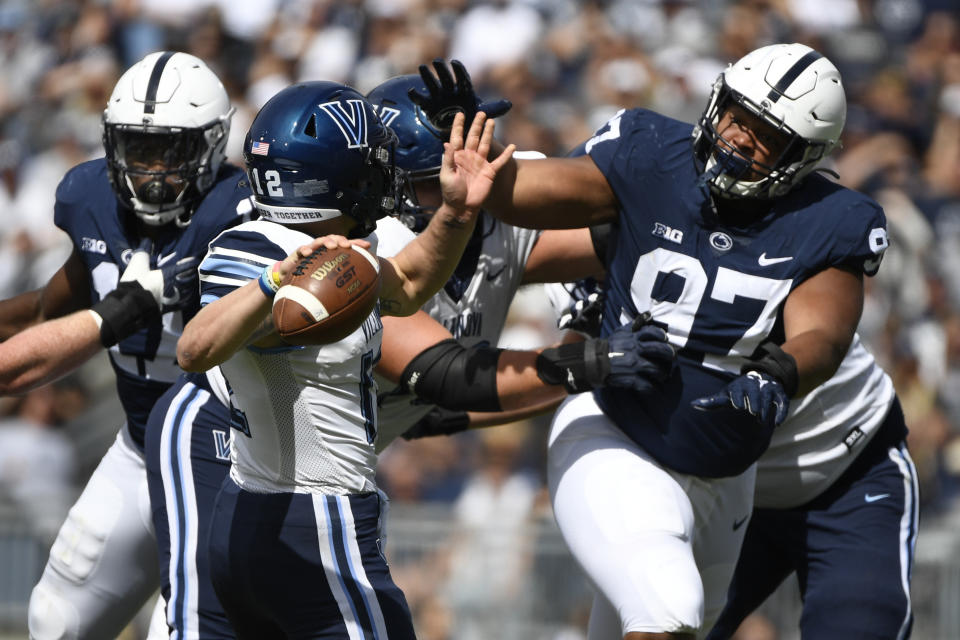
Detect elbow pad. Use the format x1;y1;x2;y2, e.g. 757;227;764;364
400;339;502;412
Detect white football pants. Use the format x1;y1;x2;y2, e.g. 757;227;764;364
547;393;756;638
28;428;162;639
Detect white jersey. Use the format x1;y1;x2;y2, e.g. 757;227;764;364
198;217;414;495
754;333;896;508
374;213;541;451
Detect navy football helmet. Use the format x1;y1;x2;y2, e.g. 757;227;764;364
243;81;399;237
692;43;846;200
367;75;445;230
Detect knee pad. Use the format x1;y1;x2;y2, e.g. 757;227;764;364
28;581;77;640
46;507;112;584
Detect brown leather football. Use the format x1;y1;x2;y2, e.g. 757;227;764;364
272;244;382;345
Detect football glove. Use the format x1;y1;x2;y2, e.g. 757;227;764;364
408;59;512;131
120;240;198;313
90;282;159;348
691;370;790;429
401;406;471;440
536;314;675;394
557;290;605;338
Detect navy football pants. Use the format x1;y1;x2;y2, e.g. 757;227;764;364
146;372;236;639
707;400;919;639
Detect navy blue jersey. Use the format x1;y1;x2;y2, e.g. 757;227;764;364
587;109;888;477
54;158;254;448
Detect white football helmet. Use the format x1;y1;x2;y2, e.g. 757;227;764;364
692;43;846;199
102;51;234;226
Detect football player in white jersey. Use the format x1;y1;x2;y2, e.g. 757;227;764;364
0;52;252;639
445;43;899;639
367;69;654;450
174;82;518;637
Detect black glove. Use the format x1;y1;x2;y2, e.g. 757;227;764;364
401;406;471;440
536;314;675;394
691;371;790;429
90;281;160;347
408;59;512;131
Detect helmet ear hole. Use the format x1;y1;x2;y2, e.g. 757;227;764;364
304;115;317;138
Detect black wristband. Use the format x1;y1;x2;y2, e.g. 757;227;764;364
536;338;610;393
742;341;799;397
91;282;159;347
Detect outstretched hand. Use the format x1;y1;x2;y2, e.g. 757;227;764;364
440;111;515;221
408;59;512;131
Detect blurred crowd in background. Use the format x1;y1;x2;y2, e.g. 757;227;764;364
0;0;959;637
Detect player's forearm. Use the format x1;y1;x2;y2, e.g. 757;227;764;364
783;330;851;396
178;281;272;372
0;311;102;395
380;202;478;315
494;349;567;411
484;157;616;229
0;289;44;340
465;396;565;429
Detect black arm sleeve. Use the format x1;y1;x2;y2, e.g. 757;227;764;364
399;338;503;412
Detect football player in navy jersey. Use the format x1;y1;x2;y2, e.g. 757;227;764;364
442;43;897;639
0;52;254;639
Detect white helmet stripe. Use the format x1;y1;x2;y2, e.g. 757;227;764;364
766;50;823;103
144;51;176;115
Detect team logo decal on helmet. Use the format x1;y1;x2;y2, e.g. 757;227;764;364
319;100;369;149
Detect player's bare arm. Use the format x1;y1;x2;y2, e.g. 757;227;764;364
483;153;618;229
781;266;864;396
0;310;102;395
380;111;515;315
521;227;605;285
0;249;90;339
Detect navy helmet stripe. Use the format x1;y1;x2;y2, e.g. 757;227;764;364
144;51;176;114
766;50;823;103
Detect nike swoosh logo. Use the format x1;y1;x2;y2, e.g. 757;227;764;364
158;252;178;267
758;252;793;266
486;265;506;281
864;493;890;503
733;515;749;531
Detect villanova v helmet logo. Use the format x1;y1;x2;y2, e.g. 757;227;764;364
375;106;401;128
320;99;369;149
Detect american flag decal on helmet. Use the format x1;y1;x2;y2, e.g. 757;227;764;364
250;141;270;156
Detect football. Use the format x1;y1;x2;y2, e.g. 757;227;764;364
272;244;382;345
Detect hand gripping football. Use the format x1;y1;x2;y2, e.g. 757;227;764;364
272;245;382;345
